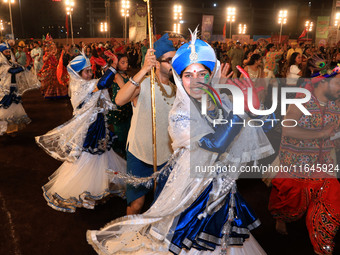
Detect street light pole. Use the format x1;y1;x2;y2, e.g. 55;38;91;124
70;13;74;45
105;0;110;38
4;0;14;39
227;7;236;40
335;13;340;44
66;20;69;45
18;0;24;38
8;1;13;39
173;5;182;34
124;15;127;44
278;10;287;44
305;20;313;43
0;20;3;38
121;0;130;44
65;0;75;45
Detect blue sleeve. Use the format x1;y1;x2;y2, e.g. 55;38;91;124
96;67;116;90
199;112;243;154
8;66;24;74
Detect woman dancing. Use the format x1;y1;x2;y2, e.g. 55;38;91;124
87;28;275;254
36;53;126;213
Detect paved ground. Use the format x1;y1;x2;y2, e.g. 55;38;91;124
0;89;326;255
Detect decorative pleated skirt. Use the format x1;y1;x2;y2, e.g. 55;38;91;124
42;149;127;213
42;113;127;212
170;183;261;254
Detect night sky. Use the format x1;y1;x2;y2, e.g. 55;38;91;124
0;0;335;39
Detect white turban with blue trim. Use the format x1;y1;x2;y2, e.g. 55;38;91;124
172;28;216;76
68;55;91;73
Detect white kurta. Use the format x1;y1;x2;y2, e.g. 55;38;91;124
31;47;43;74
126;77;175;165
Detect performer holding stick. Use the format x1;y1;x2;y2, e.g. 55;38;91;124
114;32;176;215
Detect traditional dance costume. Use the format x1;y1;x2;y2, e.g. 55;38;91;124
38;52;68;99
269;95;340;254
107;75;132;157
36;55;126;213
0;43;40;135
87;29;274;254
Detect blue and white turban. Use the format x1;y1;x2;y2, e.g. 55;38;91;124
68;55;91;73
0;43;10;53
172;28;216;76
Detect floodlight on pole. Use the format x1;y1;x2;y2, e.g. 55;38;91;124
238;24;246;34
100;22;108;32
0;20;4;38
335;13;340;26
227;7;236;39
335;13;340;44
278;10;287;43
305;20;313;41
121;0;130;44
65;0;75;45
100;22;108;38
173;4;182;34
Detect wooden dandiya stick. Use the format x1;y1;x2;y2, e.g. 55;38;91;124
144;0;158;190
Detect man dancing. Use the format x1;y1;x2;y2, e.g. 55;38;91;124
115;34;176;215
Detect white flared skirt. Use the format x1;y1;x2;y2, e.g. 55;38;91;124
43;149;127;212
87;232;266;255
0;103;31;134
0;102;30;122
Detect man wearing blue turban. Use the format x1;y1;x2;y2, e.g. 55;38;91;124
114;33;177;215
0;43;12;60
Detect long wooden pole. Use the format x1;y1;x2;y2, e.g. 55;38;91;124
8;1;14;39
144;0;158;183
70;13;74;45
